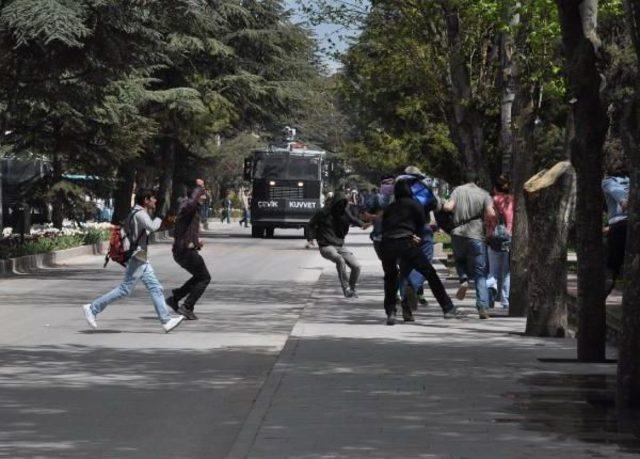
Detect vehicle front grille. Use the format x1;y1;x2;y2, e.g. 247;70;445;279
269;186;304;200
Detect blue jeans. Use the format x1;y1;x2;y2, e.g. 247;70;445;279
487;248;510;308
452;235;489;311
400;228;434;298
90;258;172;324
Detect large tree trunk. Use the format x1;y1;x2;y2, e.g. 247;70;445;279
156;139;176;217
442;4;491;189
556;0;608;362
499;2;520;175
524;161;576;337
509;106;536;317
617;0;640;409
112;165;136;224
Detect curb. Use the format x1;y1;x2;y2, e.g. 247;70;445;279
0;230;175;278
0;241;107;277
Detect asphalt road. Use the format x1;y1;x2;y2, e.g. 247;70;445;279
0;224;323;459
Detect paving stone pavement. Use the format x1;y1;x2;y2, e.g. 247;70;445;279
228;230;639;459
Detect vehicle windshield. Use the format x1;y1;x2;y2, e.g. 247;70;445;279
288;155;320;180
253;152;320;180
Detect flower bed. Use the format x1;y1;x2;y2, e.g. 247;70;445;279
0;223;111;260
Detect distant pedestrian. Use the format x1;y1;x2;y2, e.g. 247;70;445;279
200;190;211;230
486;175;513;309
239;187;251;228
380;180;457;325
602;162;629;296
82;189;184;333
165;179;212;321
220;192;232;224
309;194;371;298
443;179;495;319
367;176;395;260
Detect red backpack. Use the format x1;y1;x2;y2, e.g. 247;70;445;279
103;210;143;267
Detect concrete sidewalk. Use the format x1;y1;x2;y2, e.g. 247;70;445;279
229;230;638;459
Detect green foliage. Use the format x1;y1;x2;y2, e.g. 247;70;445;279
0;228;109;260
0;0;325;225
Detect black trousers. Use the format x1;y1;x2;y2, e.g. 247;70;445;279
607;220;627;277
380;238;453;315
606;220;627;295
172;249;211;310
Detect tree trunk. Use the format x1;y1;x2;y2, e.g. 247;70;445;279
509;105;536;317
442;4;491;189
112;165;136;224
524;161;576;337
51;153;64;229
617;0;640;409
170;149;187;216
499;2;520;175
556;0;608;362
157;140;176;217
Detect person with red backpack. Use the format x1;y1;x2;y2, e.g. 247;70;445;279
82;188;184;333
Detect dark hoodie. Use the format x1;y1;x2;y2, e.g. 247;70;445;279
308;195;366;247
173;186;206;254
381;180;427;240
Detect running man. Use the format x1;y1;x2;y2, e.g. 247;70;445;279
82;188;184;333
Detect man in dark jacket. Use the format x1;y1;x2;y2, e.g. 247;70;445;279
166;179;211;320
308;194;370;298
381;180;456;325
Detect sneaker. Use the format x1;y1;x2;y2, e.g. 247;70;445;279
488;286;498;309
417;294;428;306
166;296;180;313
163;315;185;333
402;309;415;322
82;304;98;329
406;286;418;312
349;288;359;298
456;281;469;300
178;305;198;320
479;310;491;320
386;313;396;326
443;306;461;319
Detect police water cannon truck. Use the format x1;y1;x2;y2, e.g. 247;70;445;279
243;127;326;238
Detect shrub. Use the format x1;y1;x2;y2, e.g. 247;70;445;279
0;228;109;260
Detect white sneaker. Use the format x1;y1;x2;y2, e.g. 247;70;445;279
162;315;185;333
82;304;98;329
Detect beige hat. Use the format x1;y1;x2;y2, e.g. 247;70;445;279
404;165;424;175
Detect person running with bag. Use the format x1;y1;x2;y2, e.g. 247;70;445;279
380;180;457;325
166;179;212;320
82;189;184;333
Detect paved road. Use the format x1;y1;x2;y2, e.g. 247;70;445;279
0;224;323;458
1;223;638;458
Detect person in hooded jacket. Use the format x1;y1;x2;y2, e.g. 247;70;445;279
381;180;457;325
308;194;371;297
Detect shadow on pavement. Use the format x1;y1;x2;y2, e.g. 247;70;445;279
0;346;279;459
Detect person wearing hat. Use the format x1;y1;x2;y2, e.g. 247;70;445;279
381;179;457;325
308;193;371;298
395;166;440;313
